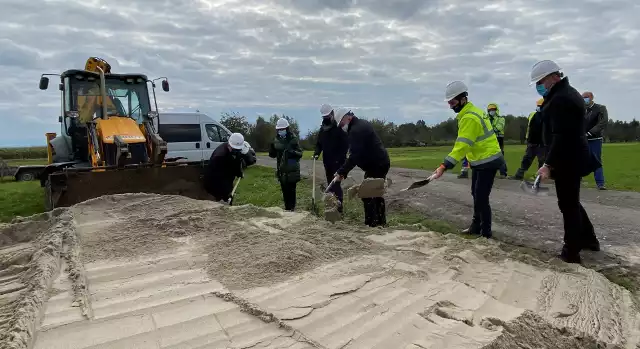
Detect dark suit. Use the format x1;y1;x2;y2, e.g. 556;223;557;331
542;77;601;260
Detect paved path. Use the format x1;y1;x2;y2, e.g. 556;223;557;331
258;156;640;282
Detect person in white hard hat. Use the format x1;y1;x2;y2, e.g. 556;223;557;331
204;132;246;203
240;141;257;168
333;107;390;227
269;118;303;211
430;81;504;238
313;104;349;212
529;59;601;263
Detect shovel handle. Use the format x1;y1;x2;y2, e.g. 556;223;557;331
532;174;541;189
324;178;338;193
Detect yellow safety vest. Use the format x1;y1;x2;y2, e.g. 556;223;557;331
445;102;503;167
526;111;536;140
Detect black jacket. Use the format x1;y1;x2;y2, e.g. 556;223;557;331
541;77;600;177
314;119;349;171
527;111;544;145
337;116;390;177
204;144;243;200
585;102;608;140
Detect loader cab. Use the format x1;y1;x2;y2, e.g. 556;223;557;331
157;112;234;162
44;70;154;164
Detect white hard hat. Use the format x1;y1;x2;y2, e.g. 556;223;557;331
444;81;468;101
228;133;244;150
320;104;333;117
241;141;250;154
333;107;350;125
529;60;561;85
275;118;289;129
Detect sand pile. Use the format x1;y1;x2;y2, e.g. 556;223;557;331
1;193;639;349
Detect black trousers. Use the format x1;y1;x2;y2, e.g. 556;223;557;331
362;163;390;227
554;175;598;255
324;163;343;205
497;137;507;176
280;181;297;211
515;143;546;178
470;168;498;236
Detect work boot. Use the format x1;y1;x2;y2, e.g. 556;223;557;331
597;185;607;191
498;173;507;179
508;174;524;181
458;171;469;179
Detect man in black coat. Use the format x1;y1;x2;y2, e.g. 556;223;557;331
332;108;390;227
531;60;601;263
203;133;245;203
313;104;349;212
582;91;609;190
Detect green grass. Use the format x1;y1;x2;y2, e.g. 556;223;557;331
262;143;640;191
0;179;45;222
4;158;48;166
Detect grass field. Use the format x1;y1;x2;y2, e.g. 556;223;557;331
260;142;640;191
0;165;457;233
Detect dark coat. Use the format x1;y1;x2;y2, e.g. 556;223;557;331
268;132;303;183
527;111;544;145
585;102;608;140
204;143;243;200
541;77;601;178
314;119;349;173
337;116;390;177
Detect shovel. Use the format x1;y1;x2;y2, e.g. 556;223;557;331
311;158;319;215
228;177;241;206
401;174;436;192
519;174;549;196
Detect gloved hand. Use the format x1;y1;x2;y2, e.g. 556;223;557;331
312;154;319;160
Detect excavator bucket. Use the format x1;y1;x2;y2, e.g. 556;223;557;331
44;162;214;210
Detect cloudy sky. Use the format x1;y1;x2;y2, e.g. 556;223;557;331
1;0;638;146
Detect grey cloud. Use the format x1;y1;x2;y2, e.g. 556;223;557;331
0;0;639;143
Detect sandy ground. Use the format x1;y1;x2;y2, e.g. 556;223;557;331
258;157;640;290
0;193;639;348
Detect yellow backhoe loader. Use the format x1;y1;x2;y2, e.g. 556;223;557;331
38;57;213;209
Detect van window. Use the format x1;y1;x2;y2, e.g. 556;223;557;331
205;124;229;142
159;124;202;143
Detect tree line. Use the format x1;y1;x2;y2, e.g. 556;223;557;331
220;112;640;152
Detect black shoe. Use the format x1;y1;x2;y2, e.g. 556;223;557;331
597;186;607;191
559;253;581;264
508;175;523;181
458;172;469;179
560;246;581;263
481;232;492;239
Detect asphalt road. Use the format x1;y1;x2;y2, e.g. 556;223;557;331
258;156;640;280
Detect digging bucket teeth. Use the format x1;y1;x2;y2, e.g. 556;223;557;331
44;162;214;210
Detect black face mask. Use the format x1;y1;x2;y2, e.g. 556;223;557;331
451;97;466;113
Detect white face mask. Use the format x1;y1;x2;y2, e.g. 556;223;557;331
488;110;496;116
341;123;349;132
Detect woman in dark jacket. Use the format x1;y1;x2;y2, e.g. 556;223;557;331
268;118;303;211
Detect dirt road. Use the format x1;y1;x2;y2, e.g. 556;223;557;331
258;157;640;281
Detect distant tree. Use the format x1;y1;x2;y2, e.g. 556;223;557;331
220;112;250;135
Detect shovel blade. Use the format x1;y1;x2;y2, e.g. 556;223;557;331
401;178;432;191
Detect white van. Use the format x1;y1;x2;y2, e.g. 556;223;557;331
157;112;254;162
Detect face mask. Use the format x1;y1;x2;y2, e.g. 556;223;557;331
536;106;541;112
451;103;463;113
277;130;287;138
584;98;590;105
536;84;548;97
341;123;349;132
488;110;496;116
